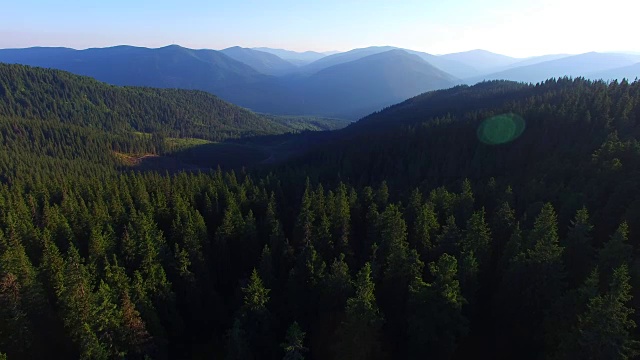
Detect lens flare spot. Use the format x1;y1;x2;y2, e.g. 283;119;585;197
477;114;525;145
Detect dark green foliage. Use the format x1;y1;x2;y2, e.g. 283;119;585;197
576;265;639;359
599;222;633;283
281;322;307;360
335;263;383;360
555;266;640;359
0;63;288;141
564;207;595;286
242;269;270;313
407;254;467;359
463;208;492;267
498;203;566;356
0;67;639;359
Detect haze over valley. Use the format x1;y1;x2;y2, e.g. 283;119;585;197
2;44;638;119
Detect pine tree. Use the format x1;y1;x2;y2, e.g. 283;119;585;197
235;269;274;360
564;207;594;286
296;179;315;246
332;183;351;258
499;203;565;356
527;203;563;264
91;281;123;358
39;232;65;301
226;318;251;360
335;263;383;360
598;222;633;283
407;253;467;359
375;181;389;209
455;179;475;226
437;215;462;256
322;254;353;312
378;204;410;281
242;269;270;314
576;265;639;359
491;201;516;257
412;202;439;258
0;273;31;358
258;245;275;288
60;246;106;359
463;208;492;267
549;268;601;358
119;290;153;358
281;322;307;360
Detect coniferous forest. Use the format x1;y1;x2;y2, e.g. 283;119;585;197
1;63;640;359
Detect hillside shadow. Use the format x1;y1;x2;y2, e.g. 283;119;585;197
135;130;337;173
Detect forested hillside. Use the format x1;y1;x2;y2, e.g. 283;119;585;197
1;72;640;360
0;63;289;140
0;45;266;93
0;64;329;183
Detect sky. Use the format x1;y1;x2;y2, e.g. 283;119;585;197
1;0;638;58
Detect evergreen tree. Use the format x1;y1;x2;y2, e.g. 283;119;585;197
499;203;565;357
258;245;275;288
407;253;467;359
226;318;251;360
0;273;31;358
564;207;594;286
322;254;353;312
242;269;270;313
335;263;383;360
463;208;492;267
598;222;633;283
281;322;307;360
412;202;439;259
576;265;639;359
437;215;462;256
331;183;351;259
295;180;315;247
119;290;153;358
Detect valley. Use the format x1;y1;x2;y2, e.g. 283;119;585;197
2;45;637;122
1;6;640;358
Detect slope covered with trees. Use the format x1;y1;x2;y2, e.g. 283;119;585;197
1;47;462;120
0;45;265;93
0;63;289;140
1;68;640;360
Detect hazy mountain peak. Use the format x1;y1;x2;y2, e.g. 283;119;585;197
220;46;297;75
251;47;327;66
439;49;519;72
0;45;265;91
299;46;401;75
467;51;640;84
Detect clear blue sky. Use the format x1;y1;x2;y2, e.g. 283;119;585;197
1;0;637;57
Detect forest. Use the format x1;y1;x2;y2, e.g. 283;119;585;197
0;63;639;359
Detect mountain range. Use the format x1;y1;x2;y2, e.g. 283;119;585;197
251;47;328;66
2;57;640;360
1;44;638;119
469;52;640;83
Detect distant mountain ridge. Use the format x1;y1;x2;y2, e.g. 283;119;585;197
297;46;398;74
221;49;459;119
0;45;462;119
0;44;266;91
2;44;639;120
469;52;640;84
221;46;298;75
440;49;520;72
251;47;327;66
587;62;640;81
